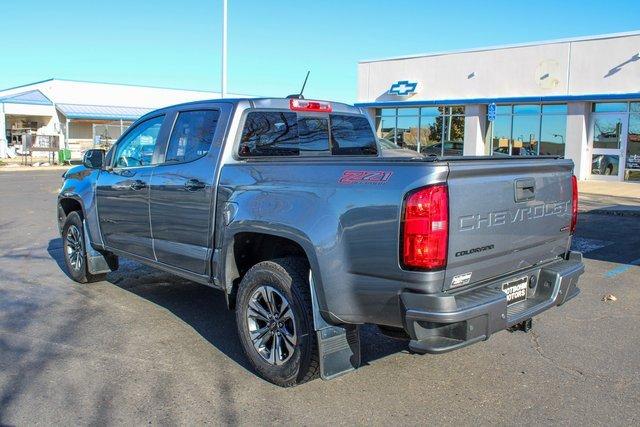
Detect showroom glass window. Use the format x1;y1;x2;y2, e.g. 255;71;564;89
488;104;567;156
396;108;419;151
374;108;398;146
374;106;465;155
628;102;640;181
593;102;640;182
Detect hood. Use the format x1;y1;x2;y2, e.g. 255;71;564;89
63;164;88;179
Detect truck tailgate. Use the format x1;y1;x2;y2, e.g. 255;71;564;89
444;158;574;290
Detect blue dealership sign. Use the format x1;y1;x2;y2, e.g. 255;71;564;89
388;80;418;96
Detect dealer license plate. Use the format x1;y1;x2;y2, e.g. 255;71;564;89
502;276;528;305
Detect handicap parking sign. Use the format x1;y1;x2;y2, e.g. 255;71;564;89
488;103;497;122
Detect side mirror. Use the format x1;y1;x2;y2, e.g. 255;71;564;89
83;149;106;169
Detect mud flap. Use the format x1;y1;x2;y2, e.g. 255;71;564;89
82;220;111;275
309;272;361;380
317;325;361;380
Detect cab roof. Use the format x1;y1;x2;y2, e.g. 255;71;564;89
139;97;363;120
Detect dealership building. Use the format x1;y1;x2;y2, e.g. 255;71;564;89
357;31;640;182
0;79;245;160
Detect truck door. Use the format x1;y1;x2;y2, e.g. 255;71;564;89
96;114;168;259
149;105;228;275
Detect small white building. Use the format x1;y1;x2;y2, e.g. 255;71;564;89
357;31;640;182
0;79;247;160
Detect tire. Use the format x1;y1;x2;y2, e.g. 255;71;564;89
62;211;106;283
235;257;319;387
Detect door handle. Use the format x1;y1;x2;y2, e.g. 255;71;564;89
129;180;147;191
514;178;535;202
184;179;206;191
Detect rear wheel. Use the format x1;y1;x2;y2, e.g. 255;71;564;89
62;211;106;283
235;257;319;387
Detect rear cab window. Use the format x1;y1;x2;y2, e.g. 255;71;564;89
238;110;376;157
329;115;377;155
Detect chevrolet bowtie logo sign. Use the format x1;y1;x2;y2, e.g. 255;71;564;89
388;80;418;96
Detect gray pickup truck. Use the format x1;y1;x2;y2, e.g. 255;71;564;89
57;98;584;386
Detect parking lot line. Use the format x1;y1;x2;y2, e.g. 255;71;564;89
605;257;640;278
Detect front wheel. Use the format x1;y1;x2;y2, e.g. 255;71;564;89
235;257;319;387
62;211;106;283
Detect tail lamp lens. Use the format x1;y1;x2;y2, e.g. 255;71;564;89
570;175;578;234
401;184;448;270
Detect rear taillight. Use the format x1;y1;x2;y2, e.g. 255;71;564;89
401;184;448;270
289;99;332;113
570;175;578;234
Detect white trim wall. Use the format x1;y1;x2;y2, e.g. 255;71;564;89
357;31;640;182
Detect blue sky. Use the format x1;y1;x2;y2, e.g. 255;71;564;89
2;0;640;103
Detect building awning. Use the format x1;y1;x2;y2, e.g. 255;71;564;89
0;89;53;105
355;92;640;108
56;103;152;121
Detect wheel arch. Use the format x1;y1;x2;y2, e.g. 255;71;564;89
58;196;85;217
57;196;85;233
221;227;326;314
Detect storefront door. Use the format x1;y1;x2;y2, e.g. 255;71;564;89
625;111;640;182
589;113;628;181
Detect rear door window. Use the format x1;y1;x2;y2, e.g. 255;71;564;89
330;115;377;155
165;110;219;163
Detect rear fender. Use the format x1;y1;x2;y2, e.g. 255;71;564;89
220;221;333;322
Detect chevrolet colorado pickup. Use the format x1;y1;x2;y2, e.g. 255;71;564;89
57;98;584;386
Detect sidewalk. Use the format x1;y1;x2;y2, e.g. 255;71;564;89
579;180;640;216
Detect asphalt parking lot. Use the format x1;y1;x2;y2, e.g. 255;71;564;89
1;170;639;425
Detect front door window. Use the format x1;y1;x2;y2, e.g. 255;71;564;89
113;115;164;168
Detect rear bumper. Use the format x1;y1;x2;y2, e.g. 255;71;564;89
401;252;584;354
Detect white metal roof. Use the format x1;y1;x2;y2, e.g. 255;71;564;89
0;89;52;105
56;103;152;120
359;30;640;63
0;78;254;120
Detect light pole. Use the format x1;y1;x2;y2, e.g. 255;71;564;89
553;133;565;144
221;0;228;98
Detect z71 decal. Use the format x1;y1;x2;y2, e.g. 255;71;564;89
339;170;393;185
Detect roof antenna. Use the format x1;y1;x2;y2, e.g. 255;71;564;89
287;71;310;99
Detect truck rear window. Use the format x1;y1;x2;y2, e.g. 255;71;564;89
329;115;377;155
238;111;377;157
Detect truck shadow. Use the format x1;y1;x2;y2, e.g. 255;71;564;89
47;238;68;275
573;213;640;265
46;239;409;373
